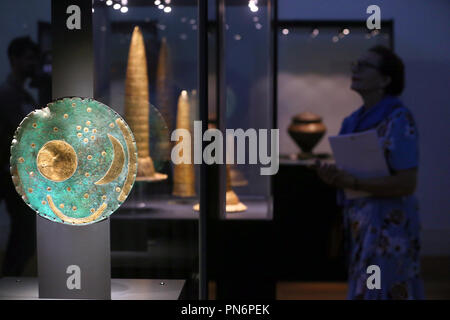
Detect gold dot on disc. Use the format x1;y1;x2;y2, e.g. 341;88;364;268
18;157;24;163
77;133;82;138
92;129;97;134
83;127;89;132
37;140;77;182
90;136;95;140
76;125;81;131
102;195;107;200
85;172;90;177
72;206;77;211
90;208;95;213
47;187;51;191
72;103;76;107
53;127;58;132
83;193;89;199
29;172;35;177
115;187;121;192
87;155;92;160
83;138;89;143
86;121;91;126
31;143;35;148
109;123;114;128
101;151;106;157
42;201;47;205
32;123;37;128
59;203;64;209
67;187;71;191
28;188;33;193
63;114;68;119
87;107;92;113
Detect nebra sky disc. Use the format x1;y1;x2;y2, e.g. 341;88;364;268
10;97;138;226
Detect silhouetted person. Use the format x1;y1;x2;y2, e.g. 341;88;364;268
317;46;424;299
0;36;40;276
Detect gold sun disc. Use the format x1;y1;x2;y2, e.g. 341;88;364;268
37;140;78;182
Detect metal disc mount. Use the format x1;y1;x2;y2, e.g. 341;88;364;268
10;97;138;226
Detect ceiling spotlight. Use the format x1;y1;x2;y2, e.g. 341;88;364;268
113;3;121;10
106;0;113;6
120;6;128;13
154;0;161;5
282;28;289;35
121;0;128;5
312;28;319;37
332;36;339;43
165;0;171;3
234;34;242;41
255;23;262;30
249;0;258;12
158;4;164;9
343;28;350;35
164;6;172;13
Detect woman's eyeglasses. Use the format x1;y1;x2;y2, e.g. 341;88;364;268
351;60;379;70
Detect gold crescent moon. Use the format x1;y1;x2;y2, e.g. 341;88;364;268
47;195;107;224
116;118;137;202
94;134;125;185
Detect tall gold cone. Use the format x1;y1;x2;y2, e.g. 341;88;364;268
192;162;247;213
173;90;196;197
156;37;174;140
125;26;167;181
193;165;247;212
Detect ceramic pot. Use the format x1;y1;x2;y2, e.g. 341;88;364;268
288;111;326;156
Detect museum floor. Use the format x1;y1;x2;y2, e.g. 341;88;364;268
0;253;448;300
206;256;449;299
272;256;450;300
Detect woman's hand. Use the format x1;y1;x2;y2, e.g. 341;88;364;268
315;160;356;189
315;161;417;197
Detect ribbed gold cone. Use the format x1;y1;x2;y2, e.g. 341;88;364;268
125;26;167;182
193;164;247;212
173;90;196;197
156;37;174;140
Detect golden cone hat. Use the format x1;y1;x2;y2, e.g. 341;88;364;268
173;90;196;197
125;26;167;182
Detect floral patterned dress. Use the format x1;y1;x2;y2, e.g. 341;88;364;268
339;96;424;300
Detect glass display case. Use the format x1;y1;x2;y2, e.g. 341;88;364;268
206;0;276;299
92;0;276;299
0;0;277;300
93;0;203;300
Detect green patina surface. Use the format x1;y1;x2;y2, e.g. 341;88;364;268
10;97;137;226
